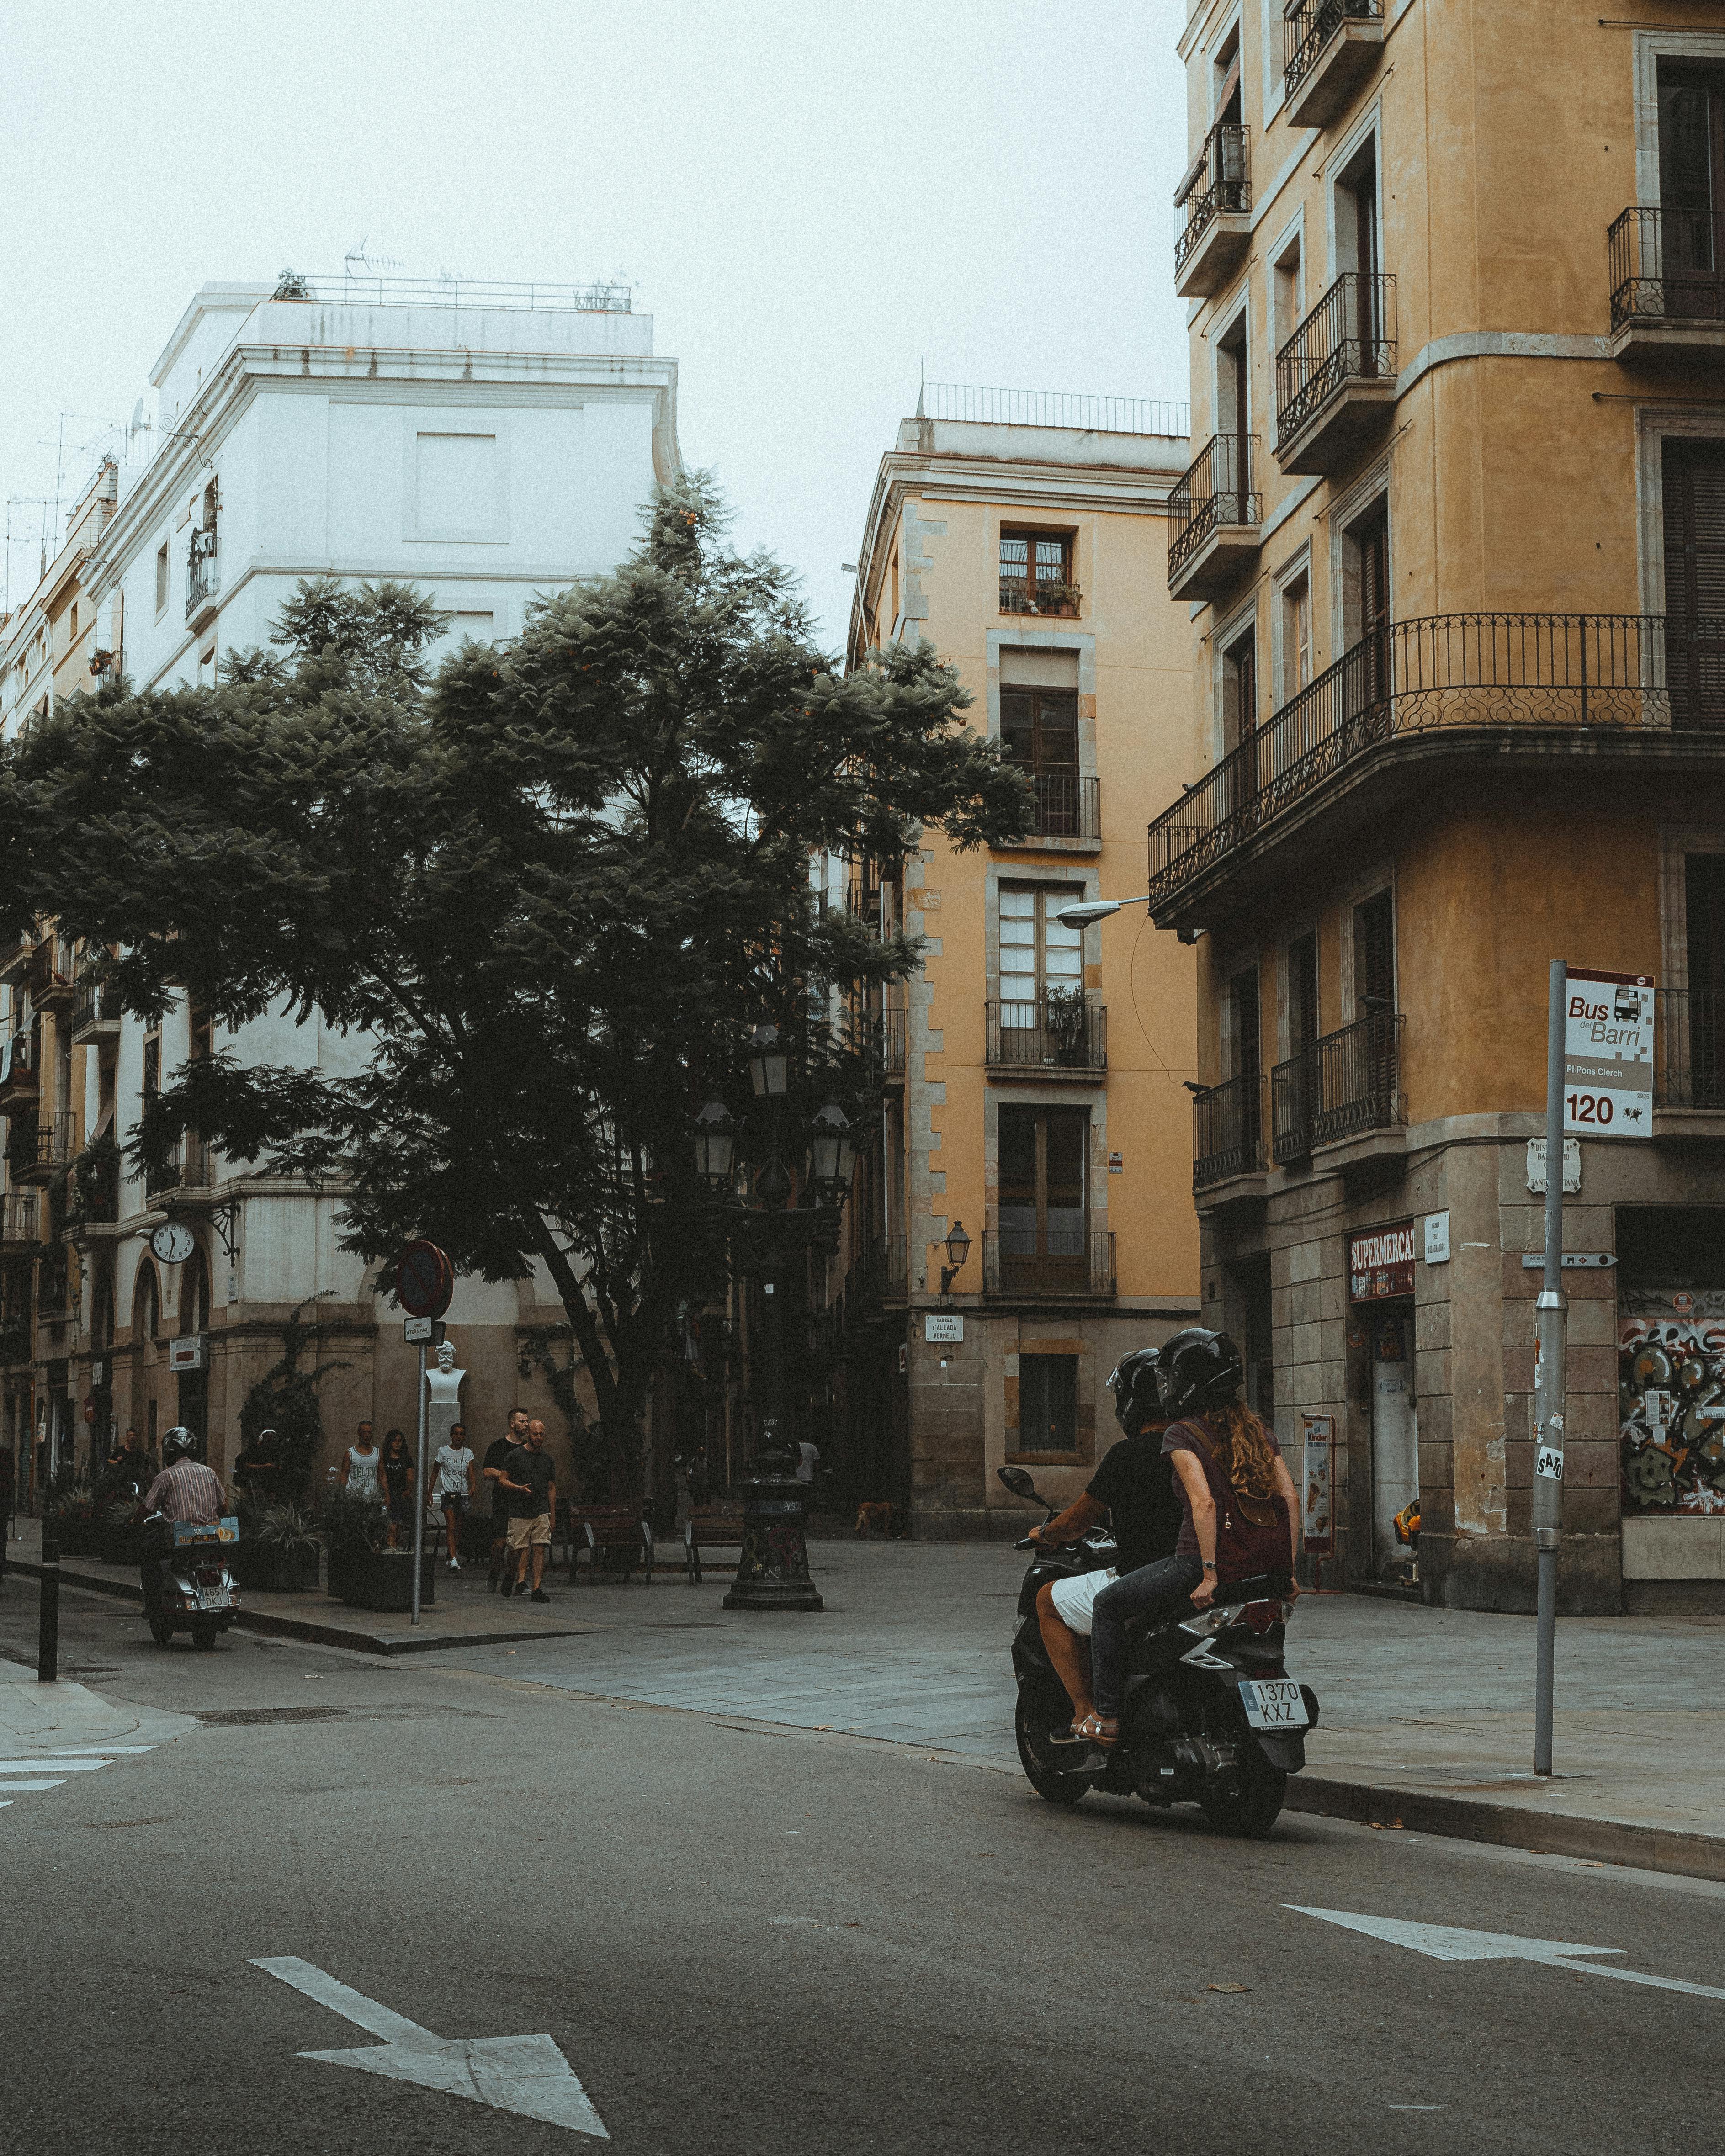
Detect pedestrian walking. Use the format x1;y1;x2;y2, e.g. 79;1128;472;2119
499;1418;557;1601
431;1421;477;1572
483;1408;530;1589
340;1422;383;1503
379;1429;415;1548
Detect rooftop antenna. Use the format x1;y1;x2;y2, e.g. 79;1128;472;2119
343;238;406;294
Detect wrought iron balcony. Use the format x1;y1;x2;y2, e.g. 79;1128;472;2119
1168;434;1262;601
16;1110;74;1186
1656;987;1725;1112
36;1250;72;1321
1275;272;1397;472
984;1228;1115;1300
0;1191;41;1245
1608;207;1725;360
1272;1012;1404;1157
146;1134;212;1200
1173;122;1251;299
986;996;1107;1075
1192;1071;1265;1193
999;576;1081;619
0;1027;36;1107
71;972;118;1041
1146;612;1693;914
876;1006;906;1077
1283;0;1386;129
997;773;1100;843
186;527;219;623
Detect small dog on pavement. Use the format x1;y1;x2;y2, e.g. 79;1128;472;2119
854;1500;898;1538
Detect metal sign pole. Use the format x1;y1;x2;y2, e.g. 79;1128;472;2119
1533;959;1568;1776
411;1342;427;1627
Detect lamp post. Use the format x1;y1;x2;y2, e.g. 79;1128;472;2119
939;1219;971;1297
694;1027;852;1613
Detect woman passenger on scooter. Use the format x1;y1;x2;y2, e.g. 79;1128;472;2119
1076;1329;1300;1749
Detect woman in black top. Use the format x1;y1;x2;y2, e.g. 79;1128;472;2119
379;1429;415;1549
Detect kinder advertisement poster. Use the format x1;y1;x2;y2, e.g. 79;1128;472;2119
1619;1288;1725;1516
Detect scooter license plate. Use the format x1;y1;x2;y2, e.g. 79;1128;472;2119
193;1579;231;1610
1239;1678;1308;1731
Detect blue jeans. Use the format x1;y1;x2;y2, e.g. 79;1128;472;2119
1090;1553;1205;1718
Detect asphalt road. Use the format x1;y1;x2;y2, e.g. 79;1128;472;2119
3;1581;1723;2156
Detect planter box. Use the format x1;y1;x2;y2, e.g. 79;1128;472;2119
327;1543;436;1611
231;1541;321;1594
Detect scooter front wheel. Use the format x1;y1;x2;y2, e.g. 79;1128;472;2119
191;1617;220;1652
1014;1690;1089;1806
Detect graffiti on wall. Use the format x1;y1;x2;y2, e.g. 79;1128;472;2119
1619;1288;1725;1515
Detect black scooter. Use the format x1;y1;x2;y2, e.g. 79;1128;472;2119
140;1513;240;1651
998;1465;1318;1838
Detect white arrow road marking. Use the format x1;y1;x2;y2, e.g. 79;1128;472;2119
0;1758;115;1771
1289;1907;1725;2002
0;1779;67;1792
250;1956;608;2138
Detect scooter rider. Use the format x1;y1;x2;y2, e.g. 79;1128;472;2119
1026;1347;1184;1740
132;1429;225;1625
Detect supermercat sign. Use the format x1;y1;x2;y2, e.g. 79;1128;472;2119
1349;1222;1416;1302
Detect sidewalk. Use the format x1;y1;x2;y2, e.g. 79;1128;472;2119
7;1521;1724;1878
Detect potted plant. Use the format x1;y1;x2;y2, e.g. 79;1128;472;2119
46;1478;99;1557
97;1495;144;1568
243;1501;323;1593
324;1491;435;1612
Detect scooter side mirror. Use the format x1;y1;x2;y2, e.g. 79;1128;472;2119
996;1465;1041;1504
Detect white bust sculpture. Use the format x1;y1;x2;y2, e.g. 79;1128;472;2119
424;1337;466;1450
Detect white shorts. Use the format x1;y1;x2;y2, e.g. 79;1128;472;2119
1046;1566;1119;1637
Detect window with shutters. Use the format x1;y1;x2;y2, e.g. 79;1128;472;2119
998;1105;1089;1293
1011;1352;1080;1461
994;886;1098;1067
999;529;1078;617
1686;852;1725;1106
1000;686;1085;836
1659;61;1725;288
1662;438;1725;728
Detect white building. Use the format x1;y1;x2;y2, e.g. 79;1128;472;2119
2;276;680;1504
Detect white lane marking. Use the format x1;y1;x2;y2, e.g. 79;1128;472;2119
53;1745;155;1755
251;1957;609;2138
0;1759;114;1772
1289;1907;1725;2002
0;1779;67;1792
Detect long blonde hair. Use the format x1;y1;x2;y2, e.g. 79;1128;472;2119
1206;1400;1279;1501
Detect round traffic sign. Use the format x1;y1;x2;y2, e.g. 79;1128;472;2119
395;1240;454;1319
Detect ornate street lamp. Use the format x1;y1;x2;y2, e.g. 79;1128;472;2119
807;1101;856;1201
693;1100;737;1190
939;1218;972;1296
748;1022;790;1098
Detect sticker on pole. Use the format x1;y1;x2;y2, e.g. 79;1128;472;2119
1535;1446;1564;1482
1563;971;1653;1137
394;1240;454;1320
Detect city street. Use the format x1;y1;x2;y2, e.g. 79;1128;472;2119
3;1568;1723;2155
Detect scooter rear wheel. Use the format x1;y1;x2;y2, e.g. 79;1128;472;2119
1198;1753;1286;1838
1014;1690;1089;1806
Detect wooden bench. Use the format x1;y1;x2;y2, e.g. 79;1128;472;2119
684;1509;747;1585
568;1504;653;1585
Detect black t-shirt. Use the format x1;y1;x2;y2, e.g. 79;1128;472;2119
505;1444;555;1520
484;1436;518;1517
1086;1430;1184;1575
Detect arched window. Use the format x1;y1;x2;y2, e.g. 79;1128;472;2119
131;1258;159;1344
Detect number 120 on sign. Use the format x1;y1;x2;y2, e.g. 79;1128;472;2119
1566;1090;1619;1128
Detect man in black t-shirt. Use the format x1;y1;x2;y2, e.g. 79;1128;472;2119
498;1419;557;1600
1023;1349;1182;1735
483;1408;531;1590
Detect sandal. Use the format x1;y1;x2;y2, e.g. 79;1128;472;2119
1075;1712;1119;1748
1048;1720;1088;1746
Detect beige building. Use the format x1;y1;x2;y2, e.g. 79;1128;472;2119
1157;1;1725;1610
825;387;1200;1535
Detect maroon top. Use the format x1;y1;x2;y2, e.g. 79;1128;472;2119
1162;1415;1284;1559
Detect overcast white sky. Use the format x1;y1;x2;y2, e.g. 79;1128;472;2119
0;0;1190;648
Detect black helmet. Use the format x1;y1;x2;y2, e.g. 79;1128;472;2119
1155;1328;1245;1416
160;1426;197;1465
1108;1349;1164;1438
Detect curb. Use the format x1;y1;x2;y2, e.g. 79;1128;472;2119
3;1557;596;1659
1285;1774;1725;1884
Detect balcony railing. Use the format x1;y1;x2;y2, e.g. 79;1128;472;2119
1146;612;1693;908
986;996;1108;1073
1273;1012;1404;1157
999;576;1081;619
1276;272;1397;442
1656;987;1725;1111
1173;122;1250;280
36;1253;72;1321
1003;772;1100;841
1168;434;1262;583
186;527;219;620
876;1007;906;1076
1284;0;1385;95
31;1112;74;1178
72;972;117;1036
984;1229;1115;1299
1192;1071;1265;1192
1609;207;1725;332
0;1191;40;1243
845;882;883;937
145;1134;212;1200
5;1118;37;1181
0;1026;36;1097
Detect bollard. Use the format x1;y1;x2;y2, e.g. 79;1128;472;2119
37;1512;59;1683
